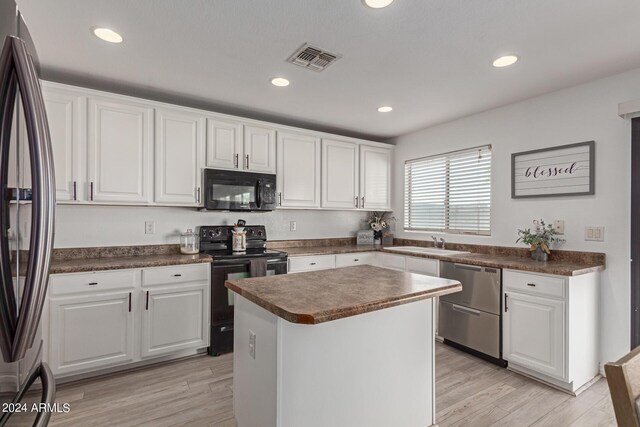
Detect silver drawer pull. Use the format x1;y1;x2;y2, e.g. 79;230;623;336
173;274;182;277
354;259;359;262
527;283;536;287
309;262;316;265
452;304;481;316
220;326;234;332
88;282;98;286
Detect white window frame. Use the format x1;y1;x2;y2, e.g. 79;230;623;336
404;145;492;236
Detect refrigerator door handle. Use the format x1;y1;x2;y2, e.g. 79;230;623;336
0;361;56;427
3;36;56;362
0;36;20;362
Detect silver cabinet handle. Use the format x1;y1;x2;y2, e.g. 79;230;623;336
196;187;201;204
245;154;249;169
527;283;536;287
90;181;94;200
355;196;358;208
73;181;77;200
354;259;359;262
361;196;365;208
278;192;282;206
88;282;98;286
173;273;182;277
234;153;239;168
309;262;317;265
128;292;132;312
145;291;149;310
0;37;56;362
504;293;509;312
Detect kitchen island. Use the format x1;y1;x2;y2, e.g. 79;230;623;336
225;265;461;427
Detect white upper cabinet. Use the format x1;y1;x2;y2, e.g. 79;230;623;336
322;139;359;209
205;118;242;170
87;95;153;203
244;125;276;173
155;107;204;205
277;131;321;208
360;145;391;210
42;86;84;201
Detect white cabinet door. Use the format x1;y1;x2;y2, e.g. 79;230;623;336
277;131;321;208
49;291;135;375
140;283;209;359
155;107;204;205
244;125;276;173
322;139;358;209
87;96;152;203
406;257;439;277
359;145;391;210
377;253;406;271
503;291;565;380
205;118;242;170
43;87;84;201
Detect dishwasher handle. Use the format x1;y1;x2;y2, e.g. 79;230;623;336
453;263;483;272
451;304;481;316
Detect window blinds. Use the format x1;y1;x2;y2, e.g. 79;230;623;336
404;145;491;235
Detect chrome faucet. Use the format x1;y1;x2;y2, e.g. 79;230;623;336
431;236;438;248
440;238;446;250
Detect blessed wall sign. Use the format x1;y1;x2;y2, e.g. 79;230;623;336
511;141;595;198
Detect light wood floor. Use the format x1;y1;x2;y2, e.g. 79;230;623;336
42;343;615;426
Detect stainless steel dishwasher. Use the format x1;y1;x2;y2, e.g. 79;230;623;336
438;261;505;366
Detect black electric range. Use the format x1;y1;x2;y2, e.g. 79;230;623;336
200;226;288;355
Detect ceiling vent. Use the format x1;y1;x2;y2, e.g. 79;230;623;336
287;43;341;72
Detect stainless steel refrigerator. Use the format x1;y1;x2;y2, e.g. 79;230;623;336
0;0;56;425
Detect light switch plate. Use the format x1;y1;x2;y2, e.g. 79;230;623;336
553;220;565;234
290;221;297;231
584;226;604;241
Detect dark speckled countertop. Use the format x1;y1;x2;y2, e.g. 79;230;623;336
49;253;212;274
279;243;605;276
225;265;462;324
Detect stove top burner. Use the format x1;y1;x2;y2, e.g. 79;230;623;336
199;225;287;261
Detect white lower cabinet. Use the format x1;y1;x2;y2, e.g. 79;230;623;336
141;283;209;359
47;263;211;378
49;290;135;376
503;292;565;379
502;269;599;393
335;252;376;268
288;255;336;273
377;253;406;271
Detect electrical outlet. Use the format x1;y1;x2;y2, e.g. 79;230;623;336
145;221;155;234
248;330;256;359
290;221;297;231
584;226;604;241
553;220;565;234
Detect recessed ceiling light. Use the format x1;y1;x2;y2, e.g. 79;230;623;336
377;106;393;113
92;27;123;44
271;77;290;87
492;55;518;68
363;0;394;8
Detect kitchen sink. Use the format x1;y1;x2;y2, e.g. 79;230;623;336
384;246;471;257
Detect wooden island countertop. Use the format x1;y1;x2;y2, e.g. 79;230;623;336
225;264;461;324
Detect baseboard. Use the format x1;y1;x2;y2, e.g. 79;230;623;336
54;347;208;384
507;363;600;396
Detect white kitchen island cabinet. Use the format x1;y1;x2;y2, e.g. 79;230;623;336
226;265;461;427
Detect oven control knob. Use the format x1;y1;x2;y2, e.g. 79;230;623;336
257;230;263;236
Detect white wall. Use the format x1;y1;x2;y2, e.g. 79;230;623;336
391;67;640;367
48;205;368;247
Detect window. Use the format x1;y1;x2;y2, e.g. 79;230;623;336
404;145;491;235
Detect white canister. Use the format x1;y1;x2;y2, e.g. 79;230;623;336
232;228;247;252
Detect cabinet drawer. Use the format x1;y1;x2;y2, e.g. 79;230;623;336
406;257;439;276
142;263;210;287
378;253;406;271
50;270;139;296
335;252;376;268
288;255;336;273
504;270;565;299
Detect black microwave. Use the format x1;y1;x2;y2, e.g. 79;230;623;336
203;169;277;211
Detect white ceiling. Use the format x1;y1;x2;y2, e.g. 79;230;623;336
16;0;640;140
